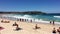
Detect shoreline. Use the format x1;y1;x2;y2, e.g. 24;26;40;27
0;15;60;25
0;18;60;34
0;17;60;34
0;16;60;26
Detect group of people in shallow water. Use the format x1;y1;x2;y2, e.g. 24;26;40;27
50;20;55;25
52;27;60;34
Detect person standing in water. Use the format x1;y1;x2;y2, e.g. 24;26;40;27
50;21;51;24
53;20;55;25
30;20;32;23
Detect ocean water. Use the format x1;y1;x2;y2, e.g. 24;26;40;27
3;14;60;22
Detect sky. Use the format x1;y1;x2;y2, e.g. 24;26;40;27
0;0;60;13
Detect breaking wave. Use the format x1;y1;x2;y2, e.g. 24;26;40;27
54;16;60;18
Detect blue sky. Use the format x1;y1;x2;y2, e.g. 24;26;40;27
0;0;60;13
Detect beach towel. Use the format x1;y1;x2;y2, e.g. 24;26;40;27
0;27;4;31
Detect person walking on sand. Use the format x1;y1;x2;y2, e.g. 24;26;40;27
52;28;56;34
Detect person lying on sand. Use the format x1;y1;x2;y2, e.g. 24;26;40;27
1;20;10;23
1;20;3;22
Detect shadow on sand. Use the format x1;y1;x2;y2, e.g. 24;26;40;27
14;27;22;31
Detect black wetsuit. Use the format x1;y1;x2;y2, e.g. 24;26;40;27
52;30;56;34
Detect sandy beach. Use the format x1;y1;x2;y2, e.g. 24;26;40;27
0;18;60;34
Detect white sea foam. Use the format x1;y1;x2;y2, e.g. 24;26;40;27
54;16;60;18
23;15;32;18
12;15;33;20
1;15;47;22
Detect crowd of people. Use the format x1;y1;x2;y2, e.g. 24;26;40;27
12;22;60;34
1;19;60;34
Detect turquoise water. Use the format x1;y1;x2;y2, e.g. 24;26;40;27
6;14;60;22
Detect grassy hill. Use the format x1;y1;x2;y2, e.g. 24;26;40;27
0;11;46;15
